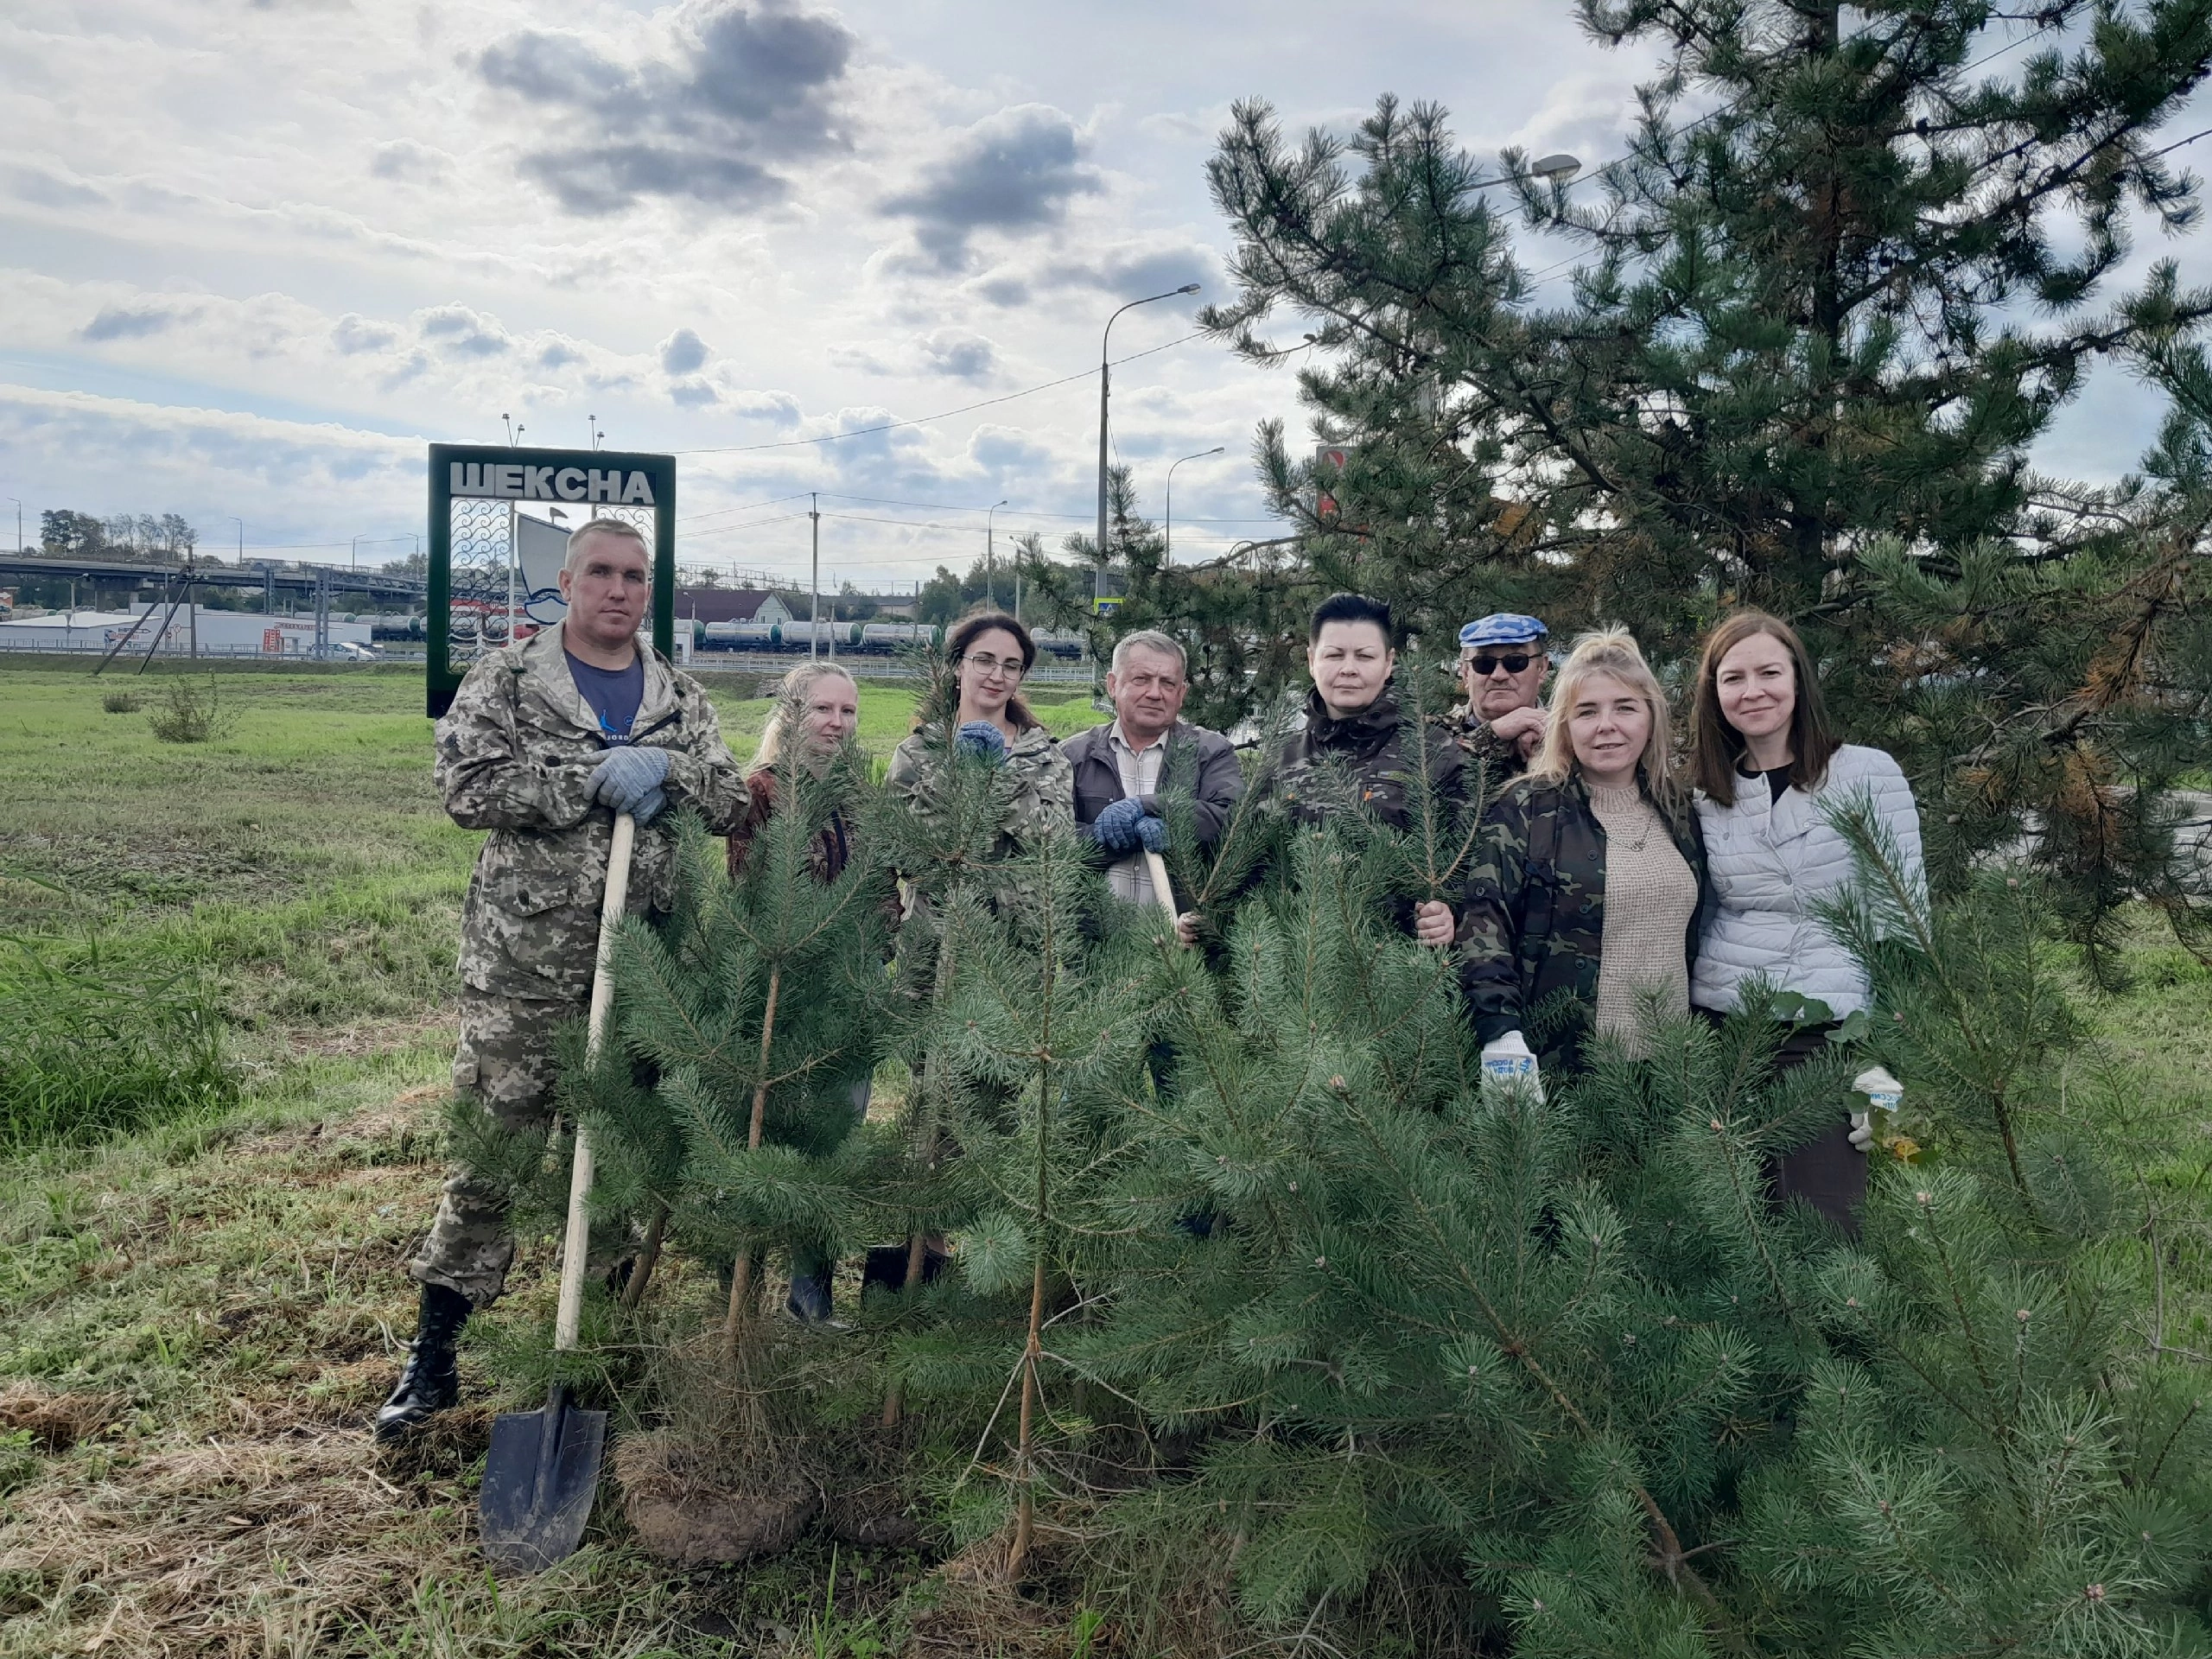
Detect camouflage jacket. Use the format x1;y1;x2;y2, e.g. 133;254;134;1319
1443;705;1532;787
436;620;747;1000
1457;772;1709;1071
885;721;1074;857
1272;684;1467;833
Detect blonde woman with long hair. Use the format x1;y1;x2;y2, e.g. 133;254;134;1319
726;660;869;1325
1458;629;1709;1082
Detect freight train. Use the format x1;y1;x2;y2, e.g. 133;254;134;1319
696;620;1085;659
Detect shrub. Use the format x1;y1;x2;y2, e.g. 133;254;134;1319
99;690;142;715
146;677;233;744
0;942;235;1151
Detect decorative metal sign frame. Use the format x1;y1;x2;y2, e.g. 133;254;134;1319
425;442;676;717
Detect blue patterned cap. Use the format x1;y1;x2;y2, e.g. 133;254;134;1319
1458;613;1549;651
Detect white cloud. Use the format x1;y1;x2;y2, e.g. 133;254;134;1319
6;0;2195;590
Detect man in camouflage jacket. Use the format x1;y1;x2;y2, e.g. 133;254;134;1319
1443;613;1550;787
378;519;747;1440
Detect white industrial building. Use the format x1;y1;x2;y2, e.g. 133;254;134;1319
0;604;372;656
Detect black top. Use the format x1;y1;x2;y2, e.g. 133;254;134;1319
567;650;645;742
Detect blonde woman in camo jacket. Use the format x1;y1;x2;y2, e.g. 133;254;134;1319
1688;609;1928;1236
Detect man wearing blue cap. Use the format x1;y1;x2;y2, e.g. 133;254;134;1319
1452;613;1550;780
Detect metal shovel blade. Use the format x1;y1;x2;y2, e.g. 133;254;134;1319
480;1382;607;1574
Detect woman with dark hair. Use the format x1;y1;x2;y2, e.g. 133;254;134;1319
1689;609;1927;1232
886;610;1073;859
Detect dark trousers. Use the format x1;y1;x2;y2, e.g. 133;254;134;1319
1700;1010;1866;1238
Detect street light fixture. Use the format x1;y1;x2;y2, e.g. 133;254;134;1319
1529;152;1582;182
1096;283;1200;607
984;499;1008;607
1164;447;1226;567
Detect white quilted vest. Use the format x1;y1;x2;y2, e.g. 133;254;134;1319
1690;744;1926;1018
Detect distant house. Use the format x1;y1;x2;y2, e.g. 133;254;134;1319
675;588;793;625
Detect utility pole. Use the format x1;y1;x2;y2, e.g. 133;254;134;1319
6;497;20;553
985;499;1007;608
809;492;821;662
1095;283;1198;610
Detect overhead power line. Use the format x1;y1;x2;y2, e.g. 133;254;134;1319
671;333;1204;457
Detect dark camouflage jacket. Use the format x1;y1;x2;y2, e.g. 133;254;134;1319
1443;706;1532;787
1457;771;1709;1071
1272;684;1467;833
436;621;747;1001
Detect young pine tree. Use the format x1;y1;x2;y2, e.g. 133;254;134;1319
575;748;890;1358
1056;817;2212;1655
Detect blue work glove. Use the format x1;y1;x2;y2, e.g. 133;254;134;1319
589;745;672;823
955;721;1007;765
1135;813;1167;853
1090;796;1146;853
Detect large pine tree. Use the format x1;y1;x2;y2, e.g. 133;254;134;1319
1193;1;2212;951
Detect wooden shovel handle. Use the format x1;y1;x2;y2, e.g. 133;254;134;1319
1142;849;1184;943
554;812;636;1356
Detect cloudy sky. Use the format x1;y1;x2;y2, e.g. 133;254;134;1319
3;1;2204;592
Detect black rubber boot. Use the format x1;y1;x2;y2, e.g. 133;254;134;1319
374;1281;471;1442
784;1260;842;1328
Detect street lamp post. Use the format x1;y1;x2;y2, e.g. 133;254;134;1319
1096;283;1200;608
984;499;1007;607
6;498;20;553
1164;446;1225;567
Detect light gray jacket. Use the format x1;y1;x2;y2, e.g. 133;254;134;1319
1690;743;1927;1018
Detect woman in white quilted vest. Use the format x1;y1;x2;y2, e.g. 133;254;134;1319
1688;610;1927;1236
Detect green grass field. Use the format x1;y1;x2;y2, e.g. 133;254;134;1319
0;657;2203;1657
0;658;1112;1658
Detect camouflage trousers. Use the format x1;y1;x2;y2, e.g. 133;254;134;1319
408;988;579;1308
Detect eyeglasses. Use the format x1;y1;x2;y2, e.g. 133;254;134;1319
961;652;1025;681
1465;652;1535;676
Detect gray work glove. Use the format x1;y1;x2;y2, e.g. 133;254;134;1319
589;745;672;824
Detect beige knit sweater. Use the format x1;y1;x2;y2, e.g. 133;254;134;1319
1587;783;1698;1056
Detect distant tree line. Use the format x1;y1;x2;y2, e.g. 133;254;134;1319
39;510;200;563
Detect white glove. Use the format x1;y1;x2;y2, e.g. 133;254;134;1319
1480;1032;1543;1102
1848;1065;1903;1157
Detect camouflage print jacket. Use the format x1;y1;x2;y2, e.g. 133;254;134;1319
1272;684;1467;833
885;721;1075;857
1443;706;1532;788
436;620;747;1001
1457;771;1709;1072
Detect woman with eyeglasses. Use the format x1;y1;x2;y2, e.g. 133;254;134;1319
886;610;1074;867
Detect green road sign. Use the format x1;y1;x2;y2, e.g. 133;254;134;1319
425;443;677;717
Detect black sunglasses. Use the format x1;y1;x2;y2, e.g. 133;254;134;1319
1467;652;1535;676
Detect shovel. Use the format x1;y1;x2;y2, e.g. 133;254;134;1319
1143;849;1184;941
480;810;636;1574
